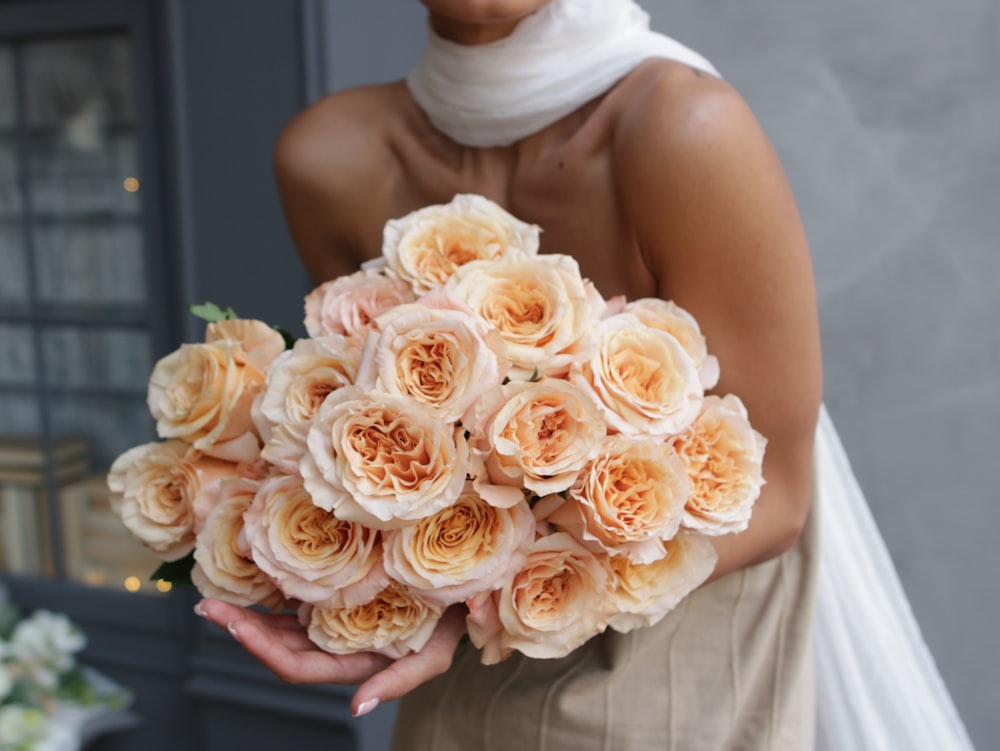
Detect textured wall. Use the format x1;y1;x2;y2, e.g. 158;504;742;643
321;1;997;746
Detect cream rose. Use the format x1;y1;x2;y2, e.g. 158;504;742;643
191;478;281;607
147;319;285;462
255;335;361;472
300;582;445;659
301;386;469;529
466;532;609;664
355;303;508;422
540;435;690;563
605;531;718;633
445;253;604;378
107;440;234;561
669;394;767;535
570;313;703;438
624;298;720;389
304;269;416;338
243;474;388;608
464;378;606;508
381;193;540;295
382;484;535;605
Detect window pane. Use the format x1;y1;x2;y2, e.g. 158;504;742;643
0;44;13;128
42;326;151;390
24;36;134;127
0;140;19;217
0;323;35;384
0;224;28;306
33;221;146;305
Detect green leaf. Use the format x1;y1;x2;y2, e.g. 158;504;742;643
188;302;238;323
272;325;296;350
150;551;196;588
529;367;540;382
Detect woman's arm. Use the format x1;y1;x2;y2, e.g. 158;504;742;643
615;66;823;579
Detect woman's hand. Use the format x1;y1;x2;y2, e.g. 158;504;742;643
195;598;467;717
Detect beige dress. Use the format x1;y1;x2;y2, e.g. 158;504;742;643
391;501;819;751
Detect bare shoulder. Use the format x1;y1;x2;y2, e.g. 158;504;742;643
273;83;405;281
609;60;809;302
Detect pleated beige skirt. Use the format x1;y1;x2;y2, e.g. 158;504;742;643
391;502;819;751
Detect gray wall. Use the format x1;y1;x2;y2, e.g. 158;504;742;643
319;1;998;747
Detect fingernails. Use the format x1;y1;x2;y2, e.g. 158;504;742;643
194;601;207;618
226;622;241;642
354;698;380;717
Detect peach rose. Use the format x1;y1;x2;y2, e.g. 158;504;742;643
355;303;508;422
300;582;446;659
304;269;416;338
540;435;690;563
464;378;606;507
243;474;388;608
466;533;609;664
605;531;718;633
191;478;281;607
669;394;767;535
570;313;703;438
255;335;361;472
445;254;604;379
301;386;469;529
107;440;235;561
624;298;720;389
381;194;540;295
147;319;284;462
382;484;535;605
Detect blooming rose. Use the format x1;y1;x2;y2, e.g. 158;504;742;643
570;313;703;438
605;531;717;633
466;533;609;664
243;474;388;608
382;484;535;605
304;268;416;338
255;335;361;472
355;303;508;422
300;582;445;659
107;440;235;560
381;193;540;294
539;435;690;563
301;386;469;529
624;298;720;389
669;394;767;535
191;478;281;607
147;319;285;462
464;378;606;507
446;253;604;378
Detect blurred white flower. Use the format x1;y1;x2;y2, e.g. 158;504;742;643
10;611;86;689
0;703;45;746
0;662;12;703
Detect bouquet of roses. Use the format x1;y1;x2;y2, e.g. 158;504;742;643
108;194;766;664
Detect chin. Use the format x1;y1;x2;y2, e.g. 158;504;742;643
419;0;551;24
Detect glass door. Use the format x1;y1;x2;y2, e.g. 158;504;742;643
0;29;167;593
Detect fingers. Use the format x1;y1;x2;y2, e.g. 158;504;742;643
351;605;467;716
229;617;392;685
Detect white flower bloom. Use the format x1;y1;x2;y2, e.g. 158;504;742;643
0;704;46;746
10;610;85;688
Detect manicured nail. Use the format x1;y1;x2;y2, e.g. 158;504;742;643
227;622;241;642
194;601;207;618
354;698;380;717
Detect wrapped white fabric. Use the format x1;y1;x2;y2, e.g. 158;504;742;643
407;0;717;147
406;2;976;748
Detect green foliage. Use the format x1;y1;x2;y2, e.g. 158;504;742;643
150;551;196;588
188;301;238;323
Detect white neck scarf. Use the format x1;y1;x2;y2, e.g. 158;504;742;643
406;0;719;147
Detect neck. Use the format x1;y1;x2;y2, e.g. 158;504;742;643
427;15;521;45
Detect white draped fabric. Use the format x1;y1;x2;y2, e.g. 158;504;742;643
406;1;976;748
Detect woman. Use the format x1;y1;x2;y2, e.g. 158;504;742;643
198;1;970;749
